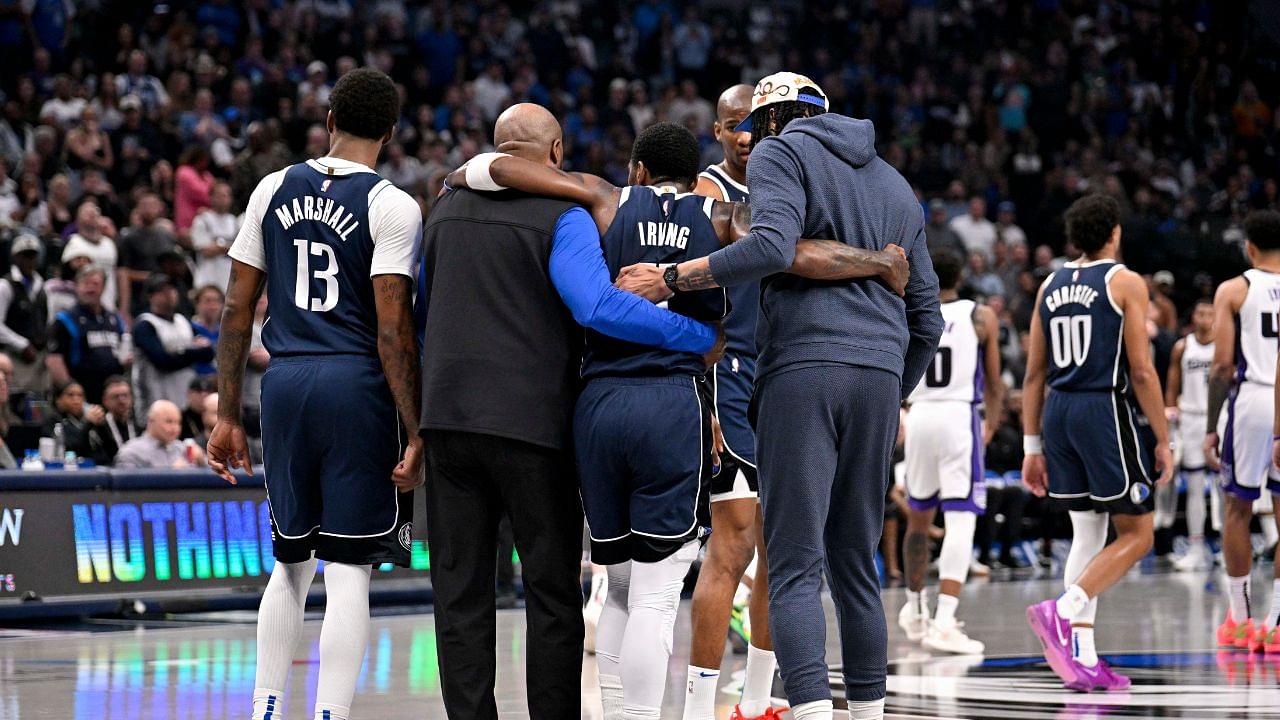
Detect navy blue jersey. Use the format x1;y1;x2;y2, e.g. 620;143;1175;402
581;185;727;379
700;165;756;359
1039;260;1128;392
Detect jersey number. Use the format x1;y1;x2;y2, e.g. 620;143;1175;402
925;347;953;387
1049;315;1092;368
293;239;339;312
1262;312;1279;339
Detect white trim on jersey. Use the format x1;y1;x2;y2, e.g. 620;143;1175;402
1063;258;1118;269
711;362;756;470
618;186;632;207
702;196;715;219
699;170;730;201
702;165;748;195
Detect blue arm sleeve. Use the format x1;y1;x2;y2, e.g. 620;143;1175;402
549;207;715;354
706;138;804;286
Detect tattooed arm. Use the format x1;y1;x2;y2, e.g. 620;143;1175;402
373;274;425;491
208;259;265;484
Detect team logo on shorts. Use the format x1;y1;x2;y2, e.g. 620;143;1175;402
1130;482;1151;504
398;523;412;550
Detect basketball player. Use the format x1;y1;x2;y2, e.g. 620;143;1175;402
687;83;780;720
899;249;1002;655
448;124;907;719
1165;300;1216;572
1208;210;1280;654
1023;194;1172;692
207;68;422;720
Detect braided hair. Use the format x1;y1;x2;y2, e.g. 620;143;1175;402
748;86;827;151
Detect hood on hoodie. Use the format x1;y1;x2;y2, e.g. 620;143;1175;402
780;114;878;168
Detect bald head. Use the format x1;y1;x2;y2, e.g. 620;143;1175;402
493;103;564;167
146;400;183;445
716;85;753;124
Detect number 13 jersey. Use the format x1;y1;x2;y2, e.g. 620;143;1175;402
229;157;422;357
909;299;981;404
1040;259;1127;393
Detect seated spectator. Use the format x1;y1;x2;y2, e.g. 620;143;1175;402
47;265;126;404
85;375;139;466
132;273;215;410
0;233;48;397
190;285;223;376
190;182;237;291
181;376;214;440
60;200;119;308
114;399;206;469
39;379;96;461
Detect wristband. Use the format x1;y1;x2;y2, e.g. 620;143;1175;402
1023;434;1043;455
464;152;511;192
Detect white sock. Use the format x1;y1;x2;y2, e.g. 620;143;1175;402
252;689;284;720
1056;584;1090;621
1072;626;1098;667
600;673;625;720
314;562;371;720
934;593;959;628
1185;470;1207;543
792;698;834;720
253;558;318;719
737;644;776;717
682;666;718;720
1229;574;1252;622
905;588;928;616
847;698;885;720
620;543;698;714
1269;579;1280;628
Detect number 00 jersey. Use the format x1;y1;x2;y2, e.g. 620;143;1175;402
1039;259;1127;393
229;157;422;357
1234;268;1280;387
909;299;981;404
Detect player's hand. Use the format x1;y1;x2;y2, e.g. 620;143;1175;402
881;245;909;297
615;264;673;303
392;438;425;493
1153;442;1174;485
207;420;252;485
1204;430;1221;472
1021;453;1048;497
85;404;106;425
1165;406;1180;425
982;420;996;447
709;413;725;477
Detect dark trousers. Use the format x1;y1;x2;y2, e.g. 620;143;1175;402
976;485;1027;562
757;365;899;705
423;430;585;720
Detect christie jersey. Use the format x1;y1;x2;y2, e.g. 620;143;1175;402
229;157;422;358
910;299;981;404
1040;260;1127;393
699;164;755;359
581;185;727;380
1179;334;1213;414
1235;268;1280;387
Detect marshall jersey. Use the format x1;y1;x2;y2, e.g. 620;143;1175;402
229;157;422;357
1178;334;1214;414
909;299;981;404
581;185;727;380
1234;268;1280;387
1040;260;1127;393
698;165;755;358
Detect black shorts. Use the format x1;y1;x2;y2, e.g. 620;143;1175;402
711;454;759;503
1044;390;1155;516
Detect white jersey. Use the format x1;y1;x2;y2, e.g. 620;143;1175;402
910;299;981;404
1178;334;1213;415
1236;268;1280;387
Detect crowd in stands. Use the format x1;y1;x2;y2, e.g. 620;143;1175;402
0;0;1275;489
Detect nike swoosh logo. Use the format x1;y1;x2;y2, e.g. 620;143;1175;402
1076;664;1101;678
1054;620;1070;647
697;672;717;678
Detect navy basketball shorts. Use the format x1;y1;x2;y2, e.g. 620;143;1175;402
1217;381;1280;501
1043;389;1155;515
904;400;986;514
575;375;713;565
711;354;758;503
261;355;412;566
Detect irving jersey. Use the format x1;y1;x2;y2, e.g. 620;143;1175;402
581;185;727;379
699;164;756;359
910;299;981;404
1179;334;1214;414
1234;268;1280;387
1040;259;1127;393
229;157;422;358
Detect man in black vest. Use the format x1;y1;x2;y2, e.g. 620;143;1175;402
0;234;48;397
419;103;718;720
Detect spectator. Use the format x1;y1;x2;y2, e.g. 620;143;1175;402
30;173;73;236
180;375;214;440
965;251;1005;299
377;142;427;193
113;399;206;469
131;273;215;410
190;181;237;290
63;105;114;174
995;201;1026;248
39;74;85;128
949;196;998;262
189;285;222;377
61;201;119;308
924;198;967;259
1150;271;1179;332
230;122;291;212
116;192;178;320
0;233;48;396
174;147;215;238
297;60;332;106
115;50;169;116
39;379;96;460
110;94;161;190
666;78;713;131
45;245;94;319
197;390;218;447
46;265;125;404
84;374;139;466
672;7;712;79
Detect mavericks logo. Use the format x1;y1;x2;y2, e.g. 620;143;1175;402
0;507;23;546
398;523;413;551
1130;482;1151;504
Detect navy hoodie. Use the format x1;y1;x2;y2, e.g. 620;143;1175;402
706;113;943;396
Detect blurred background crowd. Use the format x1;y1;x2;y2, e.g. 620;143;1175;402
0;0;1276;562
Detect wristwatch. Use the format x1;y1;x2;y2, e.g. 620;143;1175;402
663;264;680;293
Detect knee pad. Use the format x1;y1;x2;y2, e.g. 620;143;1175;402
938;511;976;584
